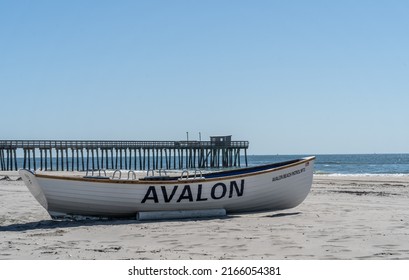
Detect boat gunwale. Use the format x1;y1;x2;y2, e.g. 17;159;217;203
31;156;315;184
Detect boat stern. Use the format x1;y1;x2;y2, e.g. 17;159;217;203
18;169;48;211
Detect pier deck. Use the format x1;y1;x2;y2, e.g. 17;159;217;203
0;139;249;171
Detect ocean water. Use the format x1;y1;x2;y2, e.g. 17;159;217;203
247;154;409;175
5;154;409;176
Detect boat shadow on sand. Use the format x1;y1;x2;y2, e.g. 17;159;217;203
263;212;301;218
0;216;234;232
0;212;301;232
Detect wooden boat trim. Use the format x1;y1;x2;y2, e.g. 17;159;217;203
33;156;315;184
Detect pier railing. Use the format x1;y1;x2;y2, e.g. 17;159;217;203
0;140;249;149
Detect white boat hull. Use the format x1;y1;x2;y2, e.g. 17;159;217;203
19;157;315;218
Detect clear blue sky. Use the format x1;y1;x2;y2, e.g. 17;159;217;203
1;0;408;154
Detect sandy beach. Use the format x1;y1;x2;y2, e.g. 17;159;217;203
1;172;408;260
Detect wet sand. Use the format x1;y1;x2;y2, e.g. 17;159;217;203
1;172;408;260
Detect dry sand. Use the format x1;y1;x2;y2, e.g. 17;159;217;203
1;172;408;260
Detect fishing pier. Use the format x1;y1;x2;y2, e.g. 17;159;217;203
0;136;249;171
